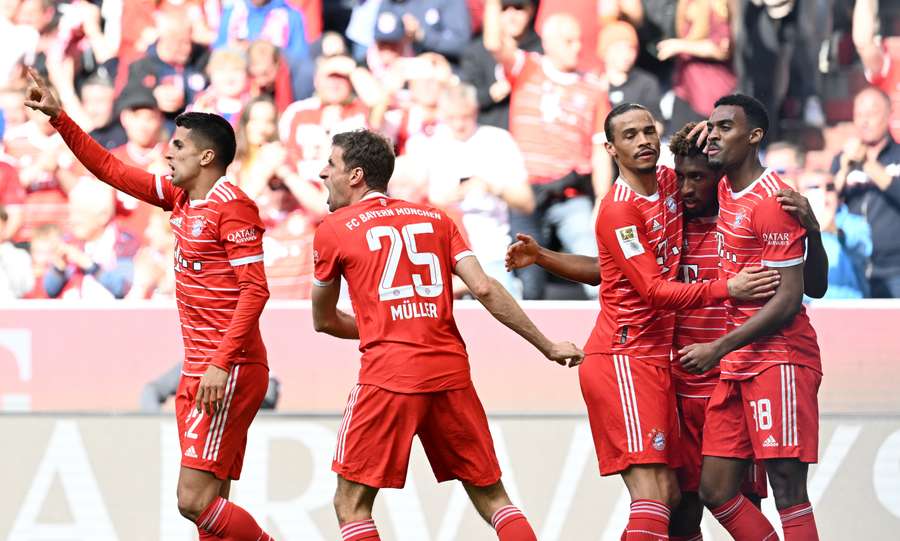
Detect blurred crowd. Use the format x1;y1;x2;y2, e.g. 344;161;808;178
0;0;897;301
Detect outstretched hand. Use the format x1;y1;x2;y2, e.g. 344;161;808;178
23;66;62;119
545;341;585;368
505;233;540;271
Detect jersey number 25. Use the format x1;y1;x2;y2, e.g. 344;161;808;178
367;222;444;301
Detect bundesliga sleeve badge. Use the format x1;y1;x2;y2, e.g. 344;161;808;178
615;225;645;259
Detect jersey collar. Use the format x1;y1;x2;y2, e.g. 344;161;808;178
190;176;229;207
729;168;773;199
360;191;388;201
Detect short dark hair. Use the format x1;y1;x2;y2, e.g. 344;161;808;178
332;130;395;191
714;94;769;139
604;102;650;142
174;112;236;169
0;205;7;223
668;122;706;158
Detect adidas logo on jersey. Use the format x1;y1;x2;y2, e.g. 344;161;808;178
651;219;662;232
762;435;779;448
185;445;198;458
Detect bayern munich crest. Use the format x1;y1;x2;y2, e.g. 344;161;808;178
191;216;206;237
649;429;666;451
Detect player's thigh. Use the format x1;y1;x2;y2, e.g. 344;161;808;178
175;363;269;481
418;384;501;487
579;354;680;476
741;365;821;463
333;384;426;489
675;395;709;493
701;378;754;460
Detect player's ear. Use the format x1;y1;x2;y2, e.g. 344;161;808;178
199;148;216;167
604;140;617;159
748;127;764;146
348;166;365;187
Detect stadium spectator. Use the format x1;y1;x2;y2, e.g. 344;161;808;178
13;0;57;80
460;0;542;129
657;0;736;127
484;0;609;299
214;0;313;100
82;73;127;150
0;204;33;299
190;48;251;125
0;1;39;84
415;83;533;296
126;11;210;126
377;0;472;64
127;208;175;300
232;96;326;298
832;87;900;298
247;39;295;113
535;0;644;74
279;54;380;175
799;170;872;299
364;11;416;88
600;21;662;121
764;141;804;189
853;0;900;142
43;180;137;299
24;223;60;298
0;153;25;241
109;84;169;245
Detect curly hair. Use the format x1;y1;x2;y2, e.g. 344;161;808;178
668;122;706;158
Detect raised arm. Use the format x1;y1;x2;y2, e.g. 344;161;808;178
24;67;175;210
483;0;518;69
454;255;583;367
853;0;884;77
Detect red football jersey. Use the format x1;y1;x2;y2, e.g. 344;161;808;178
51;112;269;377
716;170;821;380
313;193;473;393
585;167;729;367
672;216;724;397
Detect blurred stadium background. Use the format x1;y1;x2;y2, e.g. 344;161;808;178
2;0;900;538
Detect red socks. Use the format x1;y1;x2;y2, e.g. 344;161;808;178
624;499;670;540
779;503;819;540
711;494;777;540
491;505;536;541
196;497;274;541
341;519;381;540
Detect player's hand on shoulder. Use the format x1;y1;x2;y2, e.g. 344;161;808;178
505;233;539;271
727;266;781;301
776;189;820;233
23;66;62;119
678;341;723;374
545;341;585;368
196;365;229;415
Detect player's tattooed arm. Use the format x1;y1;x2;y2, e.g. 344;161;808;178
776;189;829;298
505;233;601;285
312;276;359;340
679;264;805;373
455;256;584;367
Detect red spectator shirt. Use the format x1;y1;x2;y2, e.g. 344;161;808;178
313;193;473;393
110;142;169;243
50;112;269;377
279;97;369;166
504;50;608;184
866;38;900;142
585;167;729;366
716;170;821;379
0;158;25;206
672;216;724;397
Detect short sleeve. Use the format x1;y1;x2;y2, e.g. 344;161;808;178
313;220;342;286
752;197;806;268
218;199;266;267
503;49;530;89
447;215;474;267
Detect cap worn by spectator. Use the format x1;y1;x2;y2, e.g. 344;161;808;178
116;85;160;116
375;11;406;44
501;0;533;8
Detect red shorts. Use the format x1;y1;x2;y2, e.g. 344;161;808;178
703;364;821;463
676;395;767;497
580;354;680;476
175;363;268;480
332;383;501;489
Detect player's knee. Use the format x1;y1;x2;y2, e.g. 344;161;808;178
664;481;682;509
767;467;808;507
176;489;211;523
333;490;368;523
698;481;734;510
